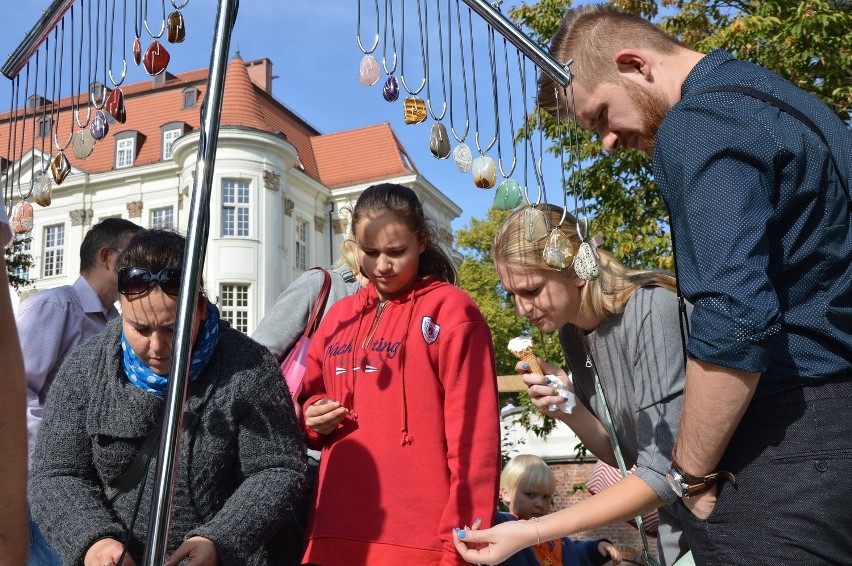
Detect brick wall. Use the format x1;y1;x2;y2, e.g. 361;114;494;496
549;461;657;565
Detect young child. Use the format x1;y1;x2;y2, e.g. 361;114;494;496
299;183;501;565
497;455;621;566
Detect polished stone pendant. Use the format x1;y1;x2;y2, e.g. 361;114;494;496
574;236;604;281
33;170;53;207
51;152;72;185
143;40;170;76
452;142;472;173
106;88;126;123
72;129;96;160
543;228;574;270
10;201;34;234
382;76;399;102
403;96;427;124
524;206;549;242
493;179;522;210
429;123;451;159
132;37;142;65
472;156;497;189
90;110;110;140
359;54;380;86
167;10;186;43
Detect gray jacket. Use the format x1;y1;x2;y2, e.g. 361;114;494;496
560;286;691;566
253;267;361;361
29;317;307;566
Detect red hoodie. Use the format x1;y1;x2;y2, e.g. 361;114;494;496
299;277;500;566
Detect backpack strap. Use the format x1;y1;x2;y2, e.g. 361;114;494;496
686;84;849;198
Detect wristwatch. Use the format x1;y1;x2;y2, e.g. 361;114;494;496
666;459;736;498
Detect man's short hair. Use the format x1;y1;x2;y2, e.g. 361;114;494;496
79;218;141;273
538;4;685;114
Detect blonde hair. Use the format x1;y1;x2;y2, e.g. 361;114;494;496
501;454;556;496
538;4;686;114
492;204;676;322
332;236;361;274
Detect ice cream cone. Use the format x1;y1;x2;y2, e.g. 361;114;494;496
508;336;544;375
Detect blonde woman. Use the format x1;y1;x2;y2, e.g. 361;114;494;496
456;204;691;565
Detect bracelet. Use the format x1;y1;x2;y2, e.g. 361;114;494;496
530;517;541;545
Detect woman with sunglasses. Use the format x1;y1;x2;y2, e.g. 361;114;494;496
29;230;306;566
454;205;691;566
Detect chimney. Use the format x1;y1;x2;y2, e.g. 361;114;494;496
245;58;274;94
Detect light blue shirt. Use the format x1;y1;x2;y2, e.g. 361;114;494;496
19;276;118;467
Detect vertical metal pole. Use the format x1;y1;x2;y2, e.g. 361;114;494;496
142;0;239;563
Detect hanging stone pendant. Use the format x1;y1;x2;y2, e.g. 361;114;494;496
493;179;522;210
10;201;34;234
359;54;380;86
574;236;604;281
429;123;451;160
471;156;497;189
106;88;126;123
403;96;427;124
524;206;549;242
91;110;110;140
382;76;399;102
72;129;96;160
542;228;574;270
51;152;72;185
452;142;472;173
143;40;170;76
167;10;186;43
132;37;142;65
33;171;53;207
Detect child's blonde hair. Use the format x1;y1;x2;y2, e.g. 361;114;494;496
501;454;556;496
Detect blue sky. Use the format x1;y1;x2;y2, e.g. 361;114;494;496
2;0;570;232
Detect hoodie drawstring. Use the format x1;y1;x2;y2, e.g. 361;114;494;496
399;287;417;446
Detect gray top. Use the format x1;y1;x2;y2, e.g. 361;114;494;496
253;267;361;361
559;286;691;566
29;317;307;566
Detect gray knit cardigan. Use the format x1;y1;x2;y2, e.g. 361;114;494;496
29;317;307;566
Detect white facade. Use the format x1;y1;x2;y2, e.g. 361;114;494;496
7;124;462;334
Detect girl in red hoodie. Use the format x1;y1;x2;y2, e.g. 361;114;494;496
298;183;501;566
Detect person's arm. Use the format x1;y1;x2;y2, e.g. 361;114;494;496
440;318;501;566
0;265;28;566
187;346;307;565
675;358;759;517
28;345;126;565
251;269;327;361
454;474;660;565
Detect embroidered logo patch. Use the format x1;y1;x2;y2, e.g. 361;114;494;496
421;316;440;344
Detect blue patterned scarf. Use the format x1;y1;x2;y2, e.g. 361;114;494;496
122;303;220;395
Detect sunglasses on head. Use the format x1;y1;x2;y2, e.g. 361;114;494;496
118;267;182;297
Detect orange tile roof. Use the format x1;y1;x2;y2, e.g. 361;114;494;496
311;123;418;188
1;56;418;190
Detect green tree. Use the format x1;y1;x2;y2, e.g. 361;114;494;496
4;234;34;292
508;0;851;270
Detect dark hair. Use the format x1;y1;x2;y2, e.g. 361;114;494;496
116;229;207;297
79;218;141;273
351;183;458;285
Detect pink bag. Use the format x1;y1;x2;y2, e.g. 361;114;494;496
280;268;331;416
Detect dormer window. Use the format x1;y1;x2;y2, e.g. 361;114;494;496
183;87;198;110
115;131;142;169
160;121;187;160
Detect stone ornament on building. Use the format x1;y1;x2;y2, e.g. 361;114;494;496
127;201;144;218
333;218;348;235
314;216;326;233
439;228;453;248
69;208;95;226
284;198;295;217
263;169;280;191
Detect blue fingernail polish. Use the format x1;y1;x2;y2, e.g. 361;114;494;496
475;517;481;524
546;377;552;384
522;362;529;369
563;396;571;401
458;530;466;539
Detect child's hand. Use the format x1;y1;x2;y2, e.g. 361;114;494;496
597;540;622;565
304;399;349;435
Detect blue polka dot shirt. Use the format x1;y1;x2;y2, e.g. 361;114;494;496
653;50;852;397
